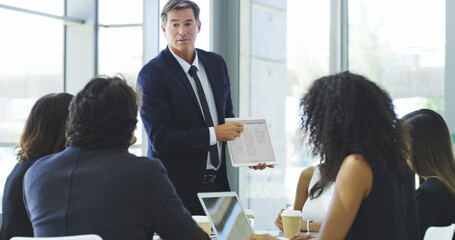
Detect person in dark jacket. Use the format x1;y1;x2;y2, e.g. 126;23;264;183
402;109;455;239
23;75;210;240
1;92;73;240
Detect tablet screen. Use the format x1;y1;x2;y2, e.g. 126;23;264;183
225;118;277;167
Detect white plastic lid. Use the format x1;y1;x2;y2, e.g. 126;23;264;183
245;209;254;217
192;215;210;223
281;210;302;217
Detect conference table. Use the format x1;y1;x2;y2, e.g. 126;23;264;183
153;230;317;240
207;230;318;240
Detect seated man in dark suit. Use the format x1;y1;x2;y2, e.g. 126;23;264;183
23;75;210;240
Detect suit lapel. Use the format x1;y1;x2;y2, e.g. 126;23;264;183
162;47;204;119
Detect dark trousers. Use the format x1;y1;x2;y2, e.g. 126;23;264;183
190;170;230;215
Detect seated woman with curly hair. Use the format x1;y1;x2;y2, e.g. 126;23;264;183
250;71;418;240
401;109;455;239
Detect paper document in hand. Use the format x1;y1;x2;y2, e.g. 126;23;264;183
226;118;277;167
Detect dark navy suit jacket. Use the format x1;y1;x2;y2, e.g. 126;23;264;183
0;158;37;240
23;146;201;240
137;47;234;214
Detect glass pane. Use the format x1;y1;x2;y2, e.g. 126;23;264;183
98;0;142;25
0;146;17;193
348;0;445;117
0;8;64;193
98;26;143;147
0;0;63;15
285;0;330;209
159;0;211;51
240;0;330;230
98;27;142;86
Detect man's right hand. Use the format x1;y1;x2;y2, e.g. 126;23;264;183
214;122;244;141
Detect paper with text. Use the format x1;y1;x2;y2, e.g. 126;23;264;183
226;118;277;167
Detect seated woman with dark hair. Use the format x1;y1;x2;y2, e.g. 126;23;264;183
0;93;73;240
250;71;418;240
23;75;210;240
401;109;455;239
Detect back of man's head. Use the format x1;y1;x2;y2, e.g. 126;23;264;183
66;75;138;150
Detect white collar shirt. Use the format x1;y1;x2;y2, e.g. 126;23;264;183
169;48;221;170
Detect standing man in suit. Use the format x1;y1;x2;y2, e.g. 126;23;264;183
138;0;268;215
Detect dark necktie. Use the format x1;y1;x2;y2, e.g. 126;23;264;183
188;65;220;168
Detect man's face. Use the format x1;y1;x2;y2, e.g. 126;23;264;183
162;8;201;58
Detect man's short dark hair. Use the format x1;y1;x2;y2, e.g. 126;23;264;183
66;75;138;150
161;0;200;26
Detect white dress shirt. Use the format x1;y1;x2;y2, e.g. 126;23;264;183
169;48;222;170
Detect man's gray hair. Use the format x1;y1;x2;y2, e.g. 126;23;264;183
161;0;200;26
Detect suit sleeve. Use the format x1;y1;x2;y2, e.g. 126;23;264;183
148;159;210;240
137;62;211;155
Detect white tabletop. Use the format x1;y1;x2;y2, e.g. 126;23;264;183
254;230;317;240
155;230;317;239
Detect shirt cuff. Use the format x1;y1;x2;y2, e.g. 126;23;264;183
209;127;217;145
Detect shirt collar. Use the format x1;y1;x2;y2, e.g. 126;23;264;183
168;47;199;74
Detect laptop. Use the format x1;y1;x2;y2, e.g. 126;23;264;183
197;192;254;240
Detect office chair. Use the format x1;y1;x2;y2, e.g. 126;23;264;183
10;234;102;240
423;224;455;240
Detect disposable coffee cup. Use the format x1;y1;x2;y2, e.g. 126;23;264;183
245;209;255;229
192;215;211;235
282;210;302;238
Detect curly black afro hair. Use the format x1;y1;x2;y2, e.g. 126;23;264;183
300;71;409;198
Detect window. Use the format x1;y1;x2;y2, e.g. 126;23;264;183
0;2;64;193
242;0;445;231
98;0;142;25
285;0;330;212
239;0;330;230
348;0;445;117
0;0;63;15
98;0;144;155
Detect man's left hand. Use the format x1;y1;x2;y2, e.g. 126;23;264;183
249;163;275;170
